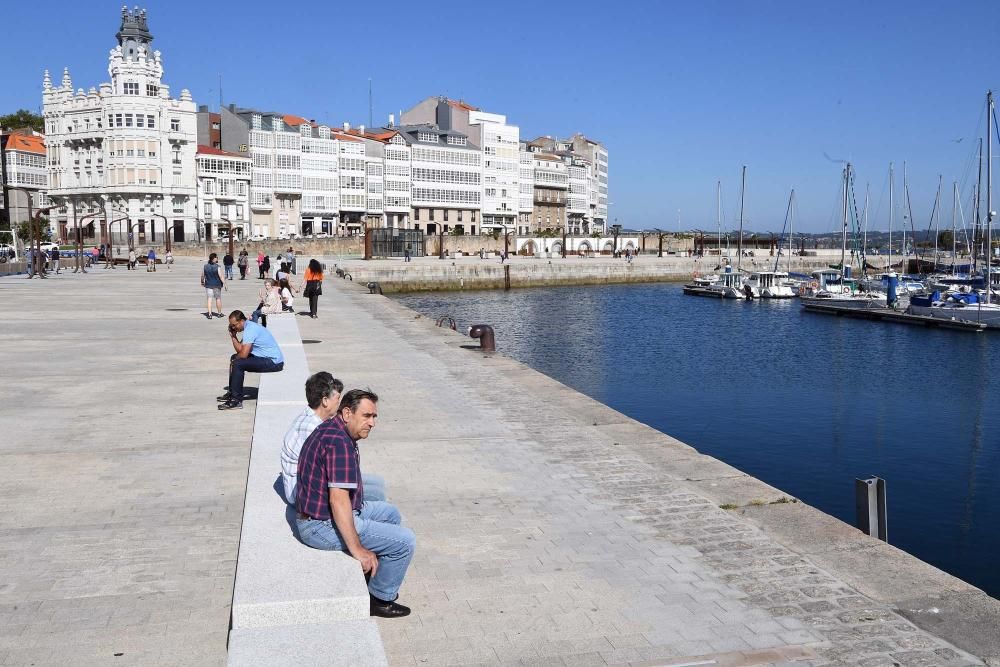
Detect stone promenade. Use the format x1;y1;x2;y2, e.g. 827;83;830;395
1;261;997;666
0;260;265;665
298;280;997;666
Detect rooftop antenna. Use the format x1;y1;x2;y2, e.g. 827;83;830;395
368;78;373;129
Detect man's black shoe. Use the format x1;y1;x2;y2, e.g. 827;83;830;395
218;400;243;411
216;392;232;402
370;596;410;618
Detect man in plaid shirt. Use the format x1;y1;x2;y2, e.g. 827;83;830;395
280;372;386;505
296;388;415;618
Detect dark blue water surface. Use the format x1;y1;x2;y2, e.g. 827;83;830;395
394;283;1000;599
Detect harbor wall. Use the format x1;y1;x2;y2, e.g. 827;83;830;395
324;255;852;293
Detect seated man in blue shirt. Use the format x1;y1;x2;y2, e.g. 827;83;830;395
218;309;284;410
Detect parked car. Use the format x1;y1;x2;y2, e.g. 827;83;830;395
248;234;268;242
314;232;330;239
0;243;17;262
39;242;60;253
276;233;290;241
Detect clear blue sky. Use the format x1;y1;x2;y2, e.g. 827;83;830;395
3;0;999;233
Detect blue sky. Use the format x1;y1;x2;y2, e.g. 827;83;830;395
3;0;999;233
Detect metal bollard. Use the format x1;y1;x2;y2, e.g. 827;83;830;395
366;281;383;295
468;324;495;352
854;477;887;542
436;315;457;330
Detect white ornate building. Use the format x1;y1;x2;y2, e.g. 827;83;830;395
42;7;197;246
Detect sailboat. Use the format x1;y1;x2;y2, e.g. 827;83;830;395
743;189;797;298
908;91;1000;328
684;172;745;298
801;163;885;309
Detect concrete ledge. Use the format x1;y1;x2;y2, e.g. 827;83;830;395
228;315;386;661
227;620;388;666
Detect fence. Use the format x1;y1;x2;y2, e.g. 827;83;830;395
370;228;425;258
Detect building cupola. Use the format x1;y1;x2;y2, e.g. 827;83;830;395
116;6;154;61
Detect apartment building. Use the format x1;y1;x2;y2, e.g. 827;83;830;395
529;152;567;233
525;134;608;235
402;97;518;235
42;7;198;245
393;124;481;235
196;145;250;240
1;131;48;236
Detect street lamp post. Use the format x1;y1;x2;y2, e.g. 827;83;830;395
438;224;445;260
611;223;622;257
561;227;567;259
220;216;235;259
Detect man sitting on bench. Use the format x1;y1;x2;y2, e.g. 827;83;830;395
281;371;386;504
218;310;284;410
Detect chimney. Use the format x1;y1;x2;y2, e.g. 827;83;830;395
388;113;394;127
343;121;349;132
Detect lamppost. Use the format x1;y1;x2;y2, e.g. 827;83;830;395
611;223;622;257
561;226;567;259
220;216;235;259
654;228;669;258
6;186;46;278
438;224;446;260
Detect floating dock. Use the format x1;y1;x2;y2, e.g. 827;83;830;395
802;302;988;331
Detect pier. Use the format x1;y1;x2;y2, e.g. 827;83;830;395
1;259;998;665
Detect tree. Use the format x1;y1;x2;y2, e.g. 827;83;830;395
1;109;44;133
938;230;955;249
16;215;51;245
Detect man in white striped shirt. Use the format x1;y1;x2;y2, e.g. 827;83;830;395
281;372;386;505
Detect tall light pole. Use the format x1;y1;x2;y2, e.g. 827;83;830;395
7;186;46;277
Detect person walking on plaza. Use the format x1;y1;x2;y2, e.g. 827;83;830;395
287;246;297;274
404;244;411;263
303;259;324;319
223;251;235;280
217;310;285;411
295;389;413;618
49;246;60;274
165;249;173;271
257;251;265;279
262;255;271;280
147;247;157;272
201;252;226;320
128;247;137;270
280;372;386;506
237;250;249;279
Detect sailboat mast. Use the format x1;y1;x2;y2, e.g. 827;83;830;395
841;164;849;276
737;166;746;271
974;139;983;272
933;175;942;272
788;189;795;273
987;91;993;297
863;183;870;270
952;181;958;274
888;163;894;271
716;180;722;260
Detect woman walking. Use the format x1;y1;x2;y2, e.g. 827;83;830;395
237;250;249;279
303;259;323;319
262;255;271;281
257;251;265;279
201;252;226;319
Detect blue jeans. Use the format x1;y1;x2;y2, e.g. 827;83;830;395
225;265;234;279
296;500;415;602
362;474;386;502
228;353;283;400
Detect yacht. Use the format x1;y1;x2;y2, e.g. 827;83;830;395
743;271;797;298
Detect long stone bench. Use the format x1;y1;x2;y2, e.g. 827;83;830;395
227;314;387;666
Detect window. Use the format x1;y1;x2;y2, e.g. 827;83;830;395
115;114;123;127
147;115;155;129
125;114;134;128
136;115;144;128
429;209;435;221
137;149;145;157
204;179;214;194
123;82;139;95
126;149;134;157
414;208;420;220
472;211;477;222
204;202;213;218
235;205;244;219
173;197;184;213
446;135;466;146
170;118;180;132
443;210;449;221
220;204;229;217
457;210;463;222
146;84;159;97
418;132;437;143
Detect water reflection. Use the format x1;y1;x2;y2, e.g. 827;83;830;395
394;283;1000;599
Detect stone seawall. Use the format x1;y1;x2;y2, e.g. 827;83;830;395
324;255;851;293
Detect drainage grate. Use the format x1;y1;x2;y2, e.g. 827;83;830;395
302;339;322;344
165;308;188;311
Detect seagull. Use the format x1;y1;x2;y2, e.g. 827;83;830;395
952;138;964;143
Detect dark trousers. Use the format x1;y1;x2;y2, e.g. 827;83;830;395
308;293;319;316
229;354;283;400
239;265;247;279
258;265;265;279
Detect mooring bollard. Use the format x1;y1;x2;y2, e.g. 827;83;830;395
366;281;383;295
855;476;887;542
436;315;457;330
468;324;496;352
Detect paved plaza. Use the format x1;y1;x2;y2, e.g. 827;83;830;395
1;260;996;666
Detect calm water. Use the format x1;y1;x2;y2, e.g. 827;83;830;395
394;283;1000;599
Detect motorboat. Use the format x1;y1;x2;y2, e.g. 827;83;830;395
907;290;1000;329
683;266;744;298
743;271;797;298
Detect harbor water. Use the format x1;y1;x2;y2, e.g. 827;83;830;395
394;282;1000;600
